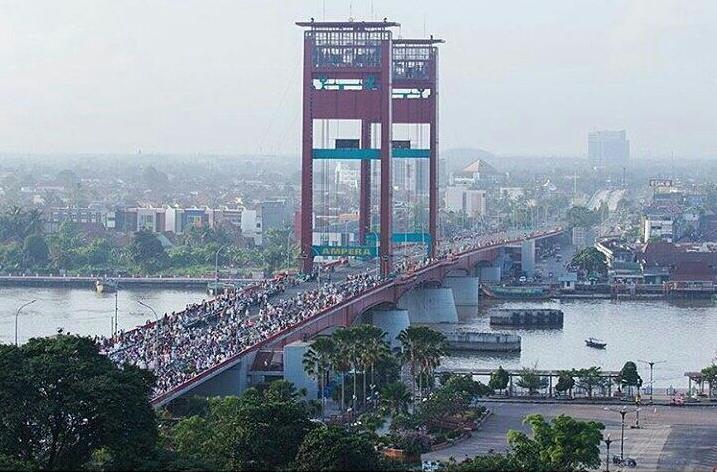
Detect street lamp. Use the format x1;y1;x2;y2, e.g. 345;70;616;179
15;299;37;346
137;300;161;365
604;405;636;461
214;246;225;283
638;359;666;404
604;434;613;472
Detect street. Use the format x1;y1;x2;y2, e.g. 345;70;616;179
423;402;717;471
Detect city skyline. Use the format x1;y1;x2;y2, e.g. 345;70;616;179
1;0;716;158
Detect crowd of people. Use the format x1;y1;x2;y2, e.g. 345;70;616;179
98;270;384;397
97;228;558;398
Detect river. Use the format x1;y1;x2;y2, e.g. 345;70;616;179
0;286;207;345
448;299;717;388
2;288;715;388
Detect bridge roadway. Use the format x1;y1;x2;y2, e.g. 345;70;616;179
150;227;564;407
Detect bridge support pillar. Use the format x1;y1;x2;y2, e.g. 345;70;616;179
444;276;480;307
398;287;458;324
521;239;536;277
283;341;317;400
365;308;410;350
180;352;254;399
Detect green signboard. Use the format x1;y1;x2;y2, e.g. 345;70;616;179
312;245;378;257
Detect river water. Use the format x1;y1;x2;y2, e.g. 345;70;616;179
2;288;715;387
448;299;717;388
0;286;207;345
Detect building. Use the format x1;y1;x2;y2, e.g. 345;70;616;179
445;186;487;218
451;159;500;187
588;130;630;165
44;207;106;233
641;204;684;243
571;226;596;250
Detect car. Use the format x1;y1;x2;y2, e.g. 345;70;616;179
519;276;527;283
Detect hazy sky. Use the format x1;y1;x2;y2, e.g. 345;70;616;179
1;0;715;158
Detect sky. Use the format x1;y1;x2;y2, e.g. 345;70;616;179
1;0;716;158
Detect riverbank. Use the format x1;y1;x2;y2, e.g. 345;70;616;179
0;274;260;289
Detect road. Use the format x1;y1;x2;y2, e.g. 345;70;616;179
423;402;717;471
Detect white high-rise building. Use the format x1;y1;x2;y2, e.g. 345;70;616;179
588;130;630;165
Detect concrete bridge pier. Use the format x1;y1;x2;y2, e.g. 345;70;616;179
180;351;255;399
521;239;536;277
398;286;459;324
443;275;480;307
364;308;410;350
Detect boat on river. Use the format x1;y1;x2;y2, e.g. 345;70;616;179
585;337;607;349
95;278;118;293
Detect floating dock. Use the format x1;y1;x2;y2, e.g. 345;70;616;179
490;309;564;328
420;324;521;352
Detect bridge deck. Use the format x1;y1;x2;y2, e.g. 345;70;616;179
150;227;564;407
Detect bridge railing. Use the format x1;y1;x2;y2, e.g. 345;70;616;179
150;226;564;406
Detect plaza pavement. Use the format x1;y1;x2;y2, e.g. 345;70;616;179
422;402;717;471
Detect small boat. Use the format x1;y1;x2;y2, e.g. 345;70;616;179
95;278;118;293
585;337;607;349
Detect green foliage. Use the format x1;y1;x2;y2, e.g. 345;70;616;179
618;361;643;389
516;367;549;395
0;206;44;242
446;414;605;471
22;234;49;267
700;364;717;397
381;381;412;416
0;336;157;471
571;247;607;275
294;426;382;471
398;326;448;399
129;230;167;272
506;414;604;471
555;370;575;394
167;381;314;471
573;367;606;398
566;206;600;229
489;365;510;392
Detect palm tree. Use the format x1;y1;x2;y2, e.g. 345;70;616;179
355;324;390;406
380;381;412;416
398;326;448;402
302;336;336;414
331;327;353;412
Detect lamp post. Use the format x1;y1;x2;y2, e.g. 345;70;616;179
214;246;225;283
137;300;161;363
638;359;666;404
604;406;634;461
604;434;613;472
15;299;37;346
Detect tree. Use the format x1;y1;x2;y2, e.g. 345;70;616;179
380;381;412;416
516;367;548;395
167;380;314;471
129;229;167;272
618;361;643;395
489;365;510;394
302;336;336;413
398;326;447;401
507;414;604;471
700;365;717;398
446;414;604;471
294;426;381;471
22;234;49;267
555;370;575;397
574;367;606;398
566;206;599;229
355;324;390;406
0;336;157;471
571;247;607;275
